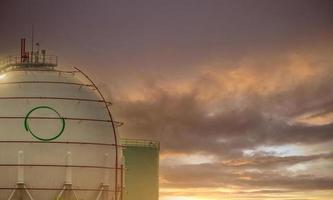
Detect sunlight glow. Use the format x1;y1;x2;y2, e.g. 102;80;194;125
161;196;203;200
293;111;333;126
0;74;6;79
161;153;217;166
242;144;304;156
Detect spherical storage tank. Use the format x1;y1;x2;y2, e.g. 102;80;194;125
0;40;123;200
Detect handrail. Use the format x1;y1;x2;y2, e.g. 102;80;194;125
6;55;57;67
120;138;160;149
0;55;58;73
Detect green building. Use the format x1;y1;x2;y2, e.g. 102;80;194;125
121;139;160;200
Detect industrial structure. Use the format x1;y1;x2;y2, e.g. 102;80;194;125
0;39;159;200
121;139;159;200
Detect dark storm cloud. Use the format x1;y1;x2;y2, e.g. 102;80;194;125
113;53;333;157
111;47;333;197
112;79;264;155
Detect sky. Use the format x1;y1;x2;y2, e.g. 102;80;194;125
1;0;333;199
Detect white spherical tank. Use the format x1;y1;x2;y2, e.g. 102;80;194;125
0;62;122;199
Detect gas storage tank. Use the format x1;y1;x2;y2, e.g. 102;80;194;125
0;40;123;200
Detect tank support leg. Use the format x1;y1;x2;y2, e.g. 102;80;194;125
56;152;79;200
96;153;111;200
7;151;34;200
56;184;79;200
95;184;110;200
7;183;35;200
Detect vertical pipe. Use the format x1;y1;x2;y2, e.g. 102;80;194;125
120;164;124;200
103;153;110;200
17;150;24;184
21;39;26;62
31;24;34;55
41;50;46;63
103;153;110;185
65;151;72;184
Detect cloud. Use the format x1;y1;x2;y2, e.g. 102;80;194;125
110;45;333;198
160;160;333;190
222;152;333;168
1;0;333;199
113;48;333;154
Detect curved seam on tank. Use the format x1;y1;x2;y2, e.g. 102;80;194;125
8;69;78;73
0;140;124;147
0;96;112;104
0;116;122;125
0;187;116;191
0;81;94;87
0;164;120;169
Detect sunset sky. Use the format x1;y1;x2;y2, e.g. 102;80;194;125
1;0;333;199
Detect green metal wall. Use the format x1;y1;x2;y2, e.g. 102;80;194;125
121;139;159;200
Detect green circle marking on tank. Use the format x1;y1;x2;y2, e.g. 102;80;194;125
24;106;65;141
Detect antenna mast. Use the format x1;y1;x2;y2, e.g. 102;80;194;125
31;24;34;54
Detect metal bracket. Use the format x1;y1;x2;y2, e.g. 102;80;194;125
7;183;35;200
56;183;79;200
95;184;111;200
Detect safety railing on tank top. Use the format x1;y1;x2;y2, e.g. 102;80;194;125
0;54;58;72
